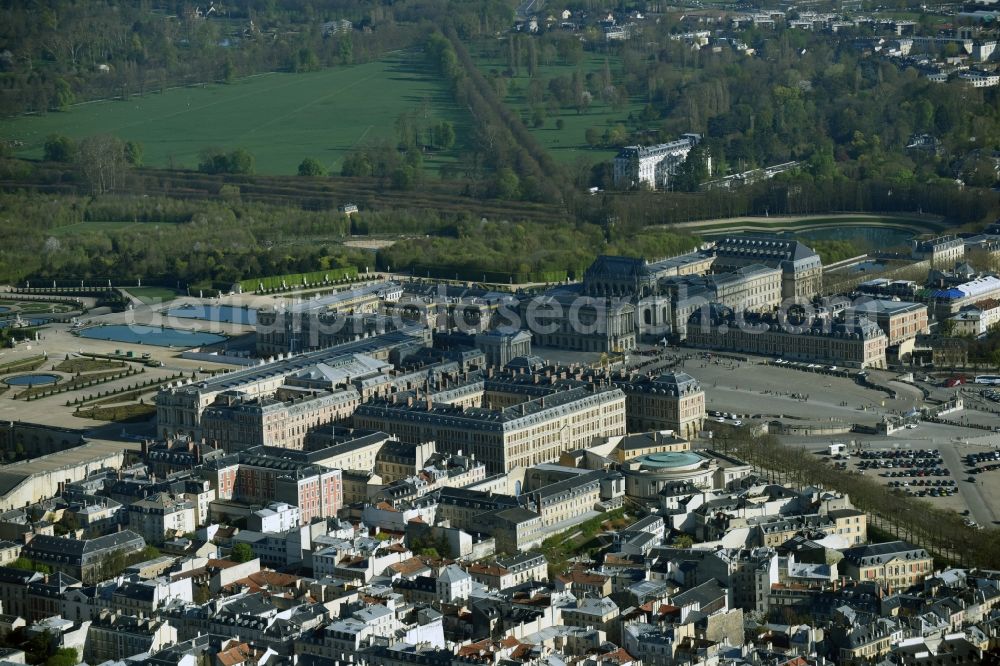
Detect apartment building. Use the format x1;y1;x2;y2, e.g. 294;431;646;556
840;541;933;589
614;372;705;440
202;449;342;525
463;552;548;590
950;298;1000;337
21;532;146;584
127;493;197;545
827;508;868;546
913;235;966;267
86;611;178;664
353;385;626;474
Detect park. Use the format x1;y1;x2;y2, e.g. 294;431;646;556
0;52;467;176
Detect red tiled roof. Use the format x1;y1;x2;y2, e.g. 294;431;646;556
216;641;252;666
457;639;495;657
601;647;637;664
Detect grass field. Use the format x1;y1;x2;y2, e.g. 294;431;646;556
472;49;646;165
124;287;182;304
0;51;470;176
50;221;146;237
54;358;126;374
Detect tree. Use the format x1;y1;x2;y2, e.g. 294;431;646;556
431;121;456;149
45;648;78;666
124;140;143;167
338;36;354;65
230;542;254;563
962;157;996;188
341;151;373;177
673;144;710;192
198;148;254;175
54;78;74;111
494;167;520;200
78;134;128;194
292;48;319;73
391;165;416;190
43;134;76;162
673;534;694;549
228;148;255;175
10;557;50;574
298;157;325;176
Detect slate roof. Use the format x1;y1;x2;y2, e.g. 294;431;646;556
842;540;929;567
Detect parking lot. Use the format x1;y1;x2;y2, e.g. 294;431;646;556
684;354;1000;528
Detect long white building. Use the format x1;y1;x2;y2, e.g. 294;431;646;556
613;134;706;189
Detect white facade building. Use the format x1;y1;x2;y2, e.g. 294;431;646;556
249;502;301;533
613;135;707;189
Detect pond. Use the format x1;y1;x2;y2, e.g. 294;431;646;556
843;260;888;274
165;304;257;325
795;226;916;251
76;325;226;348
0;317;48;329
0;307;10;314
4;373;60;387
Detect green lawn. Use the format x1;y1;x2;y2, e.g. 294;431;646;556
0;52;470;176
473;50;647;165
50;221;144;237
124;287;182;304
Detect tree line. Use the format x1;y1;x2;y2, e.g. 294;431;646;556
717;430;1000;569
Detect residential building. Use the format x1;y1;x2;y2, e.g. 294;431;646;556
128;493;197;545
353;385;626;474
201;448;342;525
912;235;966;267
840;541;933;589
21;531;146;584
463;552;548;590
248;502;300;533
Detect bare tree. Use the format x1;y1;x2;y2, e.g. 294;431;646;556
78;135;127;195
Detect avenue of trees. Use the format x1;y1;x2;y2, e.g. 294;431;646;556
716;430;1000;570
